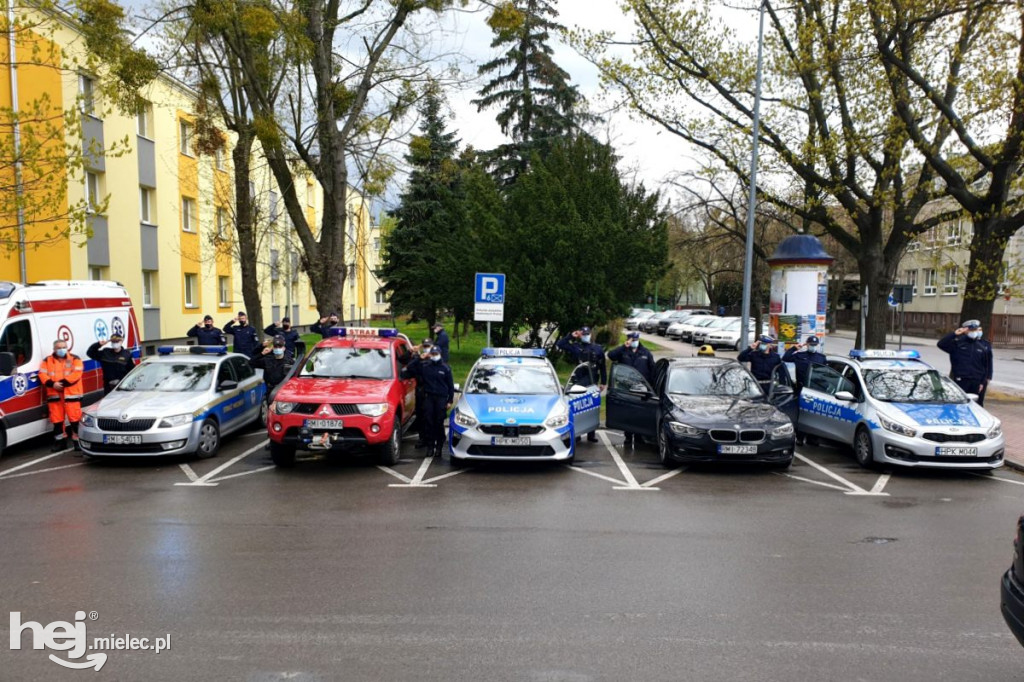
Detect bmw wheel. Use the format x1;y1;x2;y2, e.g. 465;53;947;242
657;422;673;468
197;418;221;458
854;426;875;469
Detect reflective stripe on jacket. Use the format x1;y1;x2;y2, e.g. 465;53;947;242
38;353;84;400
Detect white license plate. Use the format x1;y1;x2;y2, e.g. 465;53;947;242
492;437;531;446
719;444;757;454
935;446;979;457
305;419;344;430
103;434;142;445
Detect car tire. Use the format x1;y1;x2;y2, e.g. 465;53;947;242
196;418;220;458
657;422;674;468
0;427;6;459
854;425;876;469
270;441;296;467
377;422;401;466
256;399;269;429
734;340;742;351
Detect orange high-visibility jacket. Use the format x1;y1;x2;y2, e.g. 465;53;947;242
38;353;84;400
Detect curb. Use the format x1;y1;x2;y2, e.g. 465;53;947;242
1005;459;1024;474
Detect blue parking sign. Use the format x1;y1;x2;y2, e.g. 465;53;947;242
475;273;505;304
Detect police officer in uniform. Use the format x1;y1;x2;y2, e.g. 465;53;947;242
410;339;433;448
265;317;300;356
311;312;340;338
188;315;224;345
432;323;450;363
402;344;454;458
224;311;261;358
250;335;294;396
86;332;135;395
607;330;655;446
783;335;827;445
738;335;783;390
556;326;606;443
938;319;994;406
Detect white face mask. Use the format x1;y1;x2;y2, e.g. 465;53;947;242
628;341;638;349
581;335;591;343
272;348;285;357
430;355;441;362
967;331;982;340
111;343;122;351
807;346;819;353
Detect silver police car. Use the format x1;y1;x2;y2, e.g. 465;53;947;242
797;350;1004;470
448;348;601;466
79;346;265;457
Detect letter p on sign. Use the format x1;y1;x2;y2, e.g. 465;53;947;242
475;273;505;304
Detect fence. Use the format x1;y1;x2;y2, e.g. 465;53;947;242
835;309;1024;347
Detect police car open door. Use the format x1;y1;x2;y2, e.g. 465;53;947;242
799;363;859;443
605;364;658;439
564;363;600;437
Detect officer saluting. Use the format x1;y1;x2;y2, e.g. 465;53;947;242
86;333;135;395
738;335;782;389
938;319;994;406
607;330;654;446
556;326;606;443
782;335;826;388
224;311;260;358
401;344;455;458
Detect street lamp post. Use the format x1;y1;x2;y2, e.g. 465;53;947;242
740;0;767;347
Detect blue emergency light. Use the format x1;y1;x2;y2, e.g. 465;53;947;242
480;347;547;358
157;345;228;356
326;326;399;338
849;349;920;360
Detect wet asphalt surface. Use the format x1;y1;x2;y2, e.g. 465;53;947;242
1;416;1023;682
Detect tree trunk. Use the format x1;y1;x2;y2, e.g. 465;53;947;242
959;219;1009;332
856;254;896;350
232;133;263;333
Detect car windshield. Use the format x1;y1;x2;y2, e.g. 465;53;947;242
299;346;393;379
116;362;214;392
862;369;968;403
666;365;763;398
466;362;560;395
632;310;654;319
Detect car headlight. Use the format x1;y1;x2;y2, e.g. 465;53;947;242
878;413;916;438
453;407;477;428
80;413;96;428
668;421;705;437
545;404;569;429
771;422;794;438
988;420;1002;439
357;403;389;417
273;401;297;415
159;413;194;428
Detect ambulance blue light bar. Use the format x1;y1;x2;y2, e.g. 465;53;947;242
326;327;399;338
481;348;547;358
849;349;920;360
157;345;228;356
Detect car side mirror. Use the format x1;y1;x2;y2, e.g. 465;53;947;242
834;390;856;402
628;383;651;397
218;379;238;391
453;382;461;393
966;393;980;402
0;351;15;376
567;384;588;395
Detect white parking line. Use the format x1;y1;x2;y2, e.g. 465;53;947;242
388;457;438;488
0;450;71;479
207;465;276;483
793;452;889;496
378;466;414;484
975;473;1024;487
178;464;199;482
870;474;892;494
0;462;85;480
780;472;856;493
642;468;685;488
566;465;629;486
174;441;268;487
599;431;658;491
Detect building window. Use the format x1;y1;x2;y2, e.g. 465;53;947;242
347;214;355;242
142;270;156;307
903;269;918;296
922;268;937;296
999;262;1011;295
216;207;227;238
375;288;388;304
270;249;280;281
182;197;197;232
218;276;230;307
269;191;278;224
306;182;314;207
179;119;193;156
945;218;967;246
89;266;105;281
943;266;959;295
137;102;152;137
184;273;198;308
79;74;95;115
373;238;381;251
86;172;101;212
140;187;153;223
215;147;225;171
907;239;920;252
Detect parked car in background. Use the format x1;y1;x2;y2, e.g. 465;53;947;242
691;317;740;346
640;311;672;334
676;316;720;343
666;315;703;340
657;310;694;336
705;319;768;351
625;309;655;330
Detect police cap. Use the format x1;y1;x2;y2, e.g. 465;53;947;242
962;319;981;329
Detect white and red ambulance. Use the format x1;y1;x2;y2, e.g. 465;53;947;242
0;280;141;457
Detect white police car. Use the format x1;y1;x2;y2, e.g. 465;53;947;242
79;346;266;458
797;350;1004;470
448;348;601;466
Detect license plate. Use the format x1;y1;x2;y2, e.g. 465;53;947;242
103;434;142;445
719;444;757;454
492;437;531;446
305;419;344;430
935;446;979;457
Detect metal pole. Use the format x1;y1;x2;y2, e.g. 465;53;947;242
899;300;905;350
8;0;27;284
486;321;491;348
860;284;868;351
740;0;766;348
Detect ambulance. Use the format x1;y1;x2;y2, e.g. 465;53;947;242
0;280;141;457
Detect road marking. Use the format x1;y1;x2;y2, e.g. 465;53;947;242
642;467;685;488
793;452;889;496
780;473;856;493
422;469;470;484
174;441;268;487
207;465;276;483
565;465;629;486
975;473;1024;487
599;431;657;490
0;462;85;480
388;457;438;488
378;466;414;484
0;450;70;478
870;474;891;494
179;464;199;482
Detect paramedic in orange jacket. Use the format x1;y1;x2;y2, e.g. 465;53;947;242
38;339;84;451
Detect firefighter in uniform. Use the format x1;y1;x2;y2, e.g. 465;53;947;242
39;339;84;451
556;326;606;443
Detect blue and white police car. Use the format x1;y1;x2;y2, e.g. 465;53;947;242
448;348;601;466
79;346;265;458
797;349;1004;470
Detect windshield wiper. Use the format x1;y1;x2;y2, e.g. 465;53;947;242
341;375;385;380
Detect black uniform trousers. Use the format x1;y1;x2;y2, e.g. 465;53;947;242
420;393;448;449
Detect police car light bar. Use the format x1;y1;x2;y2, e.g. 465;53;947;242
157;345;228;355
326;327;399;338
480;347;547;358
849;349;920;360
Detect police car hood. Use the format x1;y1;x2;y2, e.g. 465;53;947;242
884;401;990;428
461;393;561;425
668;395;784;423
275;377;391;405
93;390;209;418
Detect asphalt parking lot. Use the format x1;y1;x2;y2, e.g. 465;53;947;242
2;418;1023;682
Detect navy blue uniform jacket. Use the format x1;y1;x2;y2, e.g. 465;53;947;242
264;325;301;355
782;346;827;386
556;335;607;384
737;346;782;382
607;344;655;383
433;330;450;363
401;356;455;403
223;321;261;358
188;325;224;345
937;333;993;382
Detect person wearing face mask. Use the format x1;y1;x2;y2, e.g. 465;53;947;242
39;339;84;451
224;311;260;358
311;312;341;338
738;335;782;388
250;335;294;397
556;326;607;443
607;331;655;446
938;319;994;406
265;317;300;356
782;335;827;388
401;344;454;458
188;315;225;345
410;339;434;448
431;323;450;363
86;333;136;395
